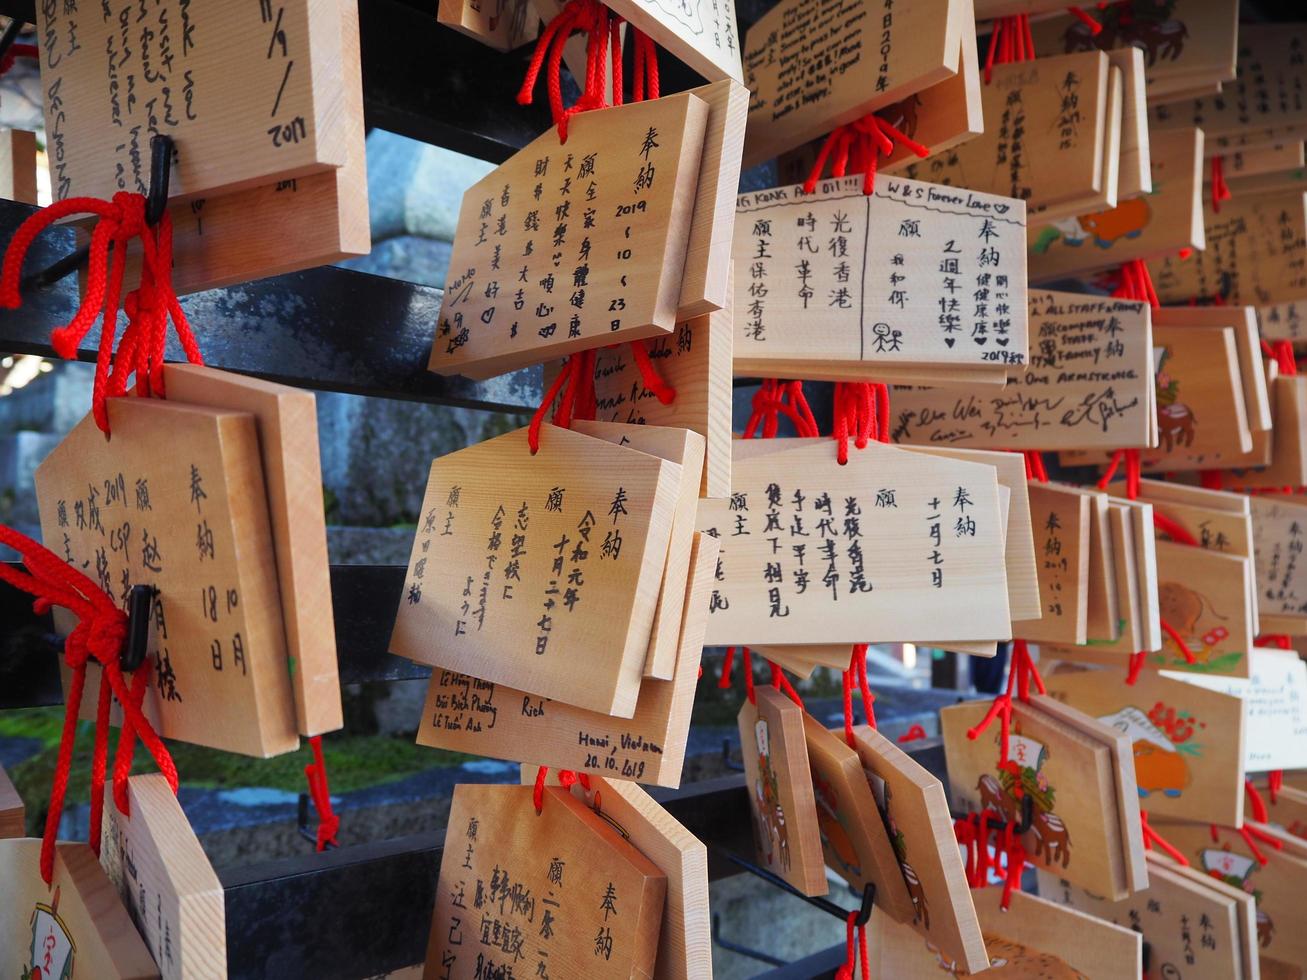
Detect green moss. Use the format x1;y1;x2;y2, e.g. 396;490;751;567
5;710;474;837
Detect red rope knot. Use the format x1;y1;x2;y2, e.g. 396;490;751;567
518;0;614;142
304;735;340;850
1111;258;1160;309
0;525;177;884
0;191;202;435
967;640;1043;766
804;112;929;198
898;723;928;743
743;379;820;440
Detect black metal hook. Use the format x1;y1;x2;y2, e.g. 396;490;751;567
118;584;156;673
19;134;175;293
718;849;876;926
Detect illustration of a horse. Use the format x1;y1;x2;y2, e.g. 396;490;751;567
1032;809;1072;868
902;861;931;929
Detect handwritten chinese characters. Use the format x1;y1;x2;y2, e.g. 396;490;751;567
428;785;666;980
605;0;742;83
430;94;710;379
902;52;1113;217
415;533;718;788
99;774;225;980
34;398;297;758
740;0;961;166
892;292;1152;450
1012;483;1091;645
733;174;1029;378
696;439;1009;645
390;425;680;718
1251;496;1307;627
36;0;351;203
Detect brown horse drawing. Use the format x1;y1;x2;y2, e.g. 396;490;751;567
1032;809;1072;868
1064;16;1189;66
977;773;1018;821
1258;909;1275;948
1158;402;1197;452
902;861;931;929
1158;580;1227;640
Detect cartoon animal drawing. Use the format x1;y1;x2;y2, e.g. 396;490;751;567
1132;739;1191;798
750;718;792;871
1258;909;1275;948
1062;0;1188;66
1157;402;1198;451
1078;197;1153;248
902;861;931;929
814;772;863;879
1032;809;1072;868
1158;581;1232;665
880;94;923;139
927;937;1085;978
977;773;1018;821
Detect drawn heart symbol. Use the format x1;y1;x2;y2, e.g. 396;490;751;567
944;338;956;348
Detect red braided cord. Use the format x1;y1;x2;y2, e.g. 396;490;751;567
898;723;927;743
1138;810;1189;865
1152;510;1198;546
1159;617;1198;664
305;735;341;850
0;525;177;883
1066;6;1102;33
1210;155;1231;213
1245;778;1269;824
804;113;928;198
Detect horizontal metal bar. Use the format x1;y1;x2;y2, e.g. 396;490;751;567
0;200;540;410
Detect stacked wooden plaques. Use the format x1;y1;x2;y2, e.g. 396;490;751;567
36;0;371;293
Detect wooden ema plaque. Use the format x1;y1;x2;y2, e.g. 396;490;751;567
107;0;368;296
425;784;666;980
803;717;915;922
1220;373;1307;491
1012;482;1092;646
429;94;708;379
438;0;539;52
739;0;965;167
1;838;160;979
532;773;709;980
1045;666;1246;827
100;774;224;980
1153;305;1273;435
391;425;679;718
733;440;1037;645
1146;541;1255;679
1062;323;1253;473
34;397;298;758
852;725;988;973
1028;126;1204;281
1151;190;1307;309
1036;854;1247;980
0;764;22;840
738;687;828;897
603;0;742;83
36;0;352;204
696;438;1010;646
1260;784;1307;841
1110;48;1152;201
415;532;717;788
568;420;704;680
732;173;1029;380
941;698;1133;900
871;886;1141;978
1151;818;1307;971
892;292;1154;452
1151;22;1307;138
0;129;37;205
1173;648;1307;774
164;365;340;737
1031;0;1238;105
899;51;1115;217
1060;487;1121;644
1251;496;1307;631
581;302;732;499
1226;142;1306;179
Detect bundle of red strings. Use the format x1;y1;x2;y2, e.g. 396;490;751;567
0;526;177;884
0;192;203;435
803;112;929;197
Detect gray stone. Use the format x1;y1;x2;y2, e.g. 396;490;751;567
0;432;61;524
364;129;495;244
335;235;453;288
327;526;415;565
0;59;46;134
0;362;94;437
316;389;525;527
709;872;846;979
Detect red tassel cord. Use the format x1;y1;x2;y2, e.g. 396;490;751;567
1210;155;1231;213
0;525;177;884
1139;810;1189;866
804;112;930;197
966;640;1044;767
0;194;203;435
304;735;340;851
